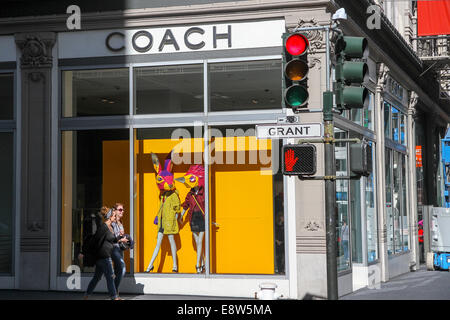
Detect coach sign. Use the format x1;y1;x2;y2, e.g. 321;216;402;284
58;20;285;59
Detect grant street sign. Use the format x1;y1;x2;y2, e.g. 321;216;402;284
256;123;323;139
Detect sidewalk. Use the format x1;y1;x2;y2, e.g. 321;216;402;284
341;264;450;300
0;290;248;300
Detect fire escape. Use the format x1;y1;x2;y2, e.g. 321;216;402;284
413;34;450;99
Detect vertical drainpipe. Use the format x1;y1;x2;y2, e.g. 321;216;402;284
375;63;389;282
407;92;420;271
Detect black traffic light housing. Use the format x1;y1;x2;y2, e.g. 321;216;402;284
282;144;317;175
282;32;310;112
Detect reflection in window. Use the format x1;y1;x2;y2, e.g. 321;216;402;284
385;148;394;255
363;92;374;130
209;60;281;111
384;102;390;139
366;142;378;263
400;114;406;145
401;154;409;251
0;133;13;274
393;152;402;253
62;69;129;117
335;128;351;270
61;129;130;272
135;64;203;114
0;74;13;120
392;107;399;142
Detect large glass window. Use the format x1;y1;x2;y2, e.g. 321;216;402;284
392;106;400;143
0;74;14;120
208;126;283;274
363;92;374;131
0;133;13;274
393;151;402;253
135;64;203;114
385;148;394;255
61;59;286;276
401;154;409;251
62;68;129;117
335;128;351;271
384;102;391;139
366;141;378;263
61;129;130;272
209;60;281;112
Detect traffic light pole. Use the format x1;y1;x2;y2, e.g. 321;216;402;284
294;24;340;300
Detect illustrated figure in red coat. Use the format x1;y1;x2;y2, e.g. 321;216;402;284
176;165;205;273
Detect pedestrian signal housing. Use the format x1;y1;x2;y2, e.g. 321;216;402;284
282;144;317;175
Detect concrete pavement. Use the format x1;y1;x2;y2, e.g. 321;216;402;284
341;264;450;300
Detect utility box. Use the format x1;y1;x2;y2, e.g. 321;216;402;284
426;207;450;271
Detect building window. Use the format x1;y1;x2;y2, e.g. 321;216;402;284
384;102;391;139
0;132;13;274
366;141;378;263
61;129;130;272
363;92;374;130
385;148;409;255
209;60;281;112
0;74;13;120
392;106;400;143
62;68;129;117
135;64;203;114
335;128;351;270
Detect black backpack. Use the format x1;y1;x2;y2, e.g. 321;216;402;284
82;234;98;267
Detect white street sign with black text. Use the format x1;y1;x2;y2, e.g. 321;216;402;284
256;123;323;139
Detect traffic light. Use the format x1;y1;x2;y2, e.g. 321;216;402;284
282;144;317;175
334;35;369;110
282;33;309;111
350;141;372;177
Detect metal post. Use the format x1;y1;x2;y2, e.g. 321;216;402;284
296;24;339;300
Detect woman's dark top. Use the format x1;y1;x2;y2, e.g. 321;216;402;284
94;223;118;259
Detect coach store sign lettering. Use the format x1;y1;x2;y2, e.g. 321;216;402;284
58;20;285;59
106;26;232;53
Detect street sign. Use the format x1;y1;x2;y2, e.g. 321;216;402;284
256;123;322;139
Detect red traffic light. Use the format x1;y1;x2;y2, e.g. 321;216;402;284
285;33;309;56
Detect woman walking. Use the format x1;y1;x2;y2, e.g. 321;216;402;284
111;203;127;295
84;206;128;300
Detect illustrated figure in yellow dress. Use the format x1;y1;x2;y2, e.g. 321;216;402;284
145;152;181;273
176;165;205;273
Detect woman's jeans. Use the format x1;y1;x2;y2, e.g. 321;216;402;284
111;246;126;291
86;257;118;300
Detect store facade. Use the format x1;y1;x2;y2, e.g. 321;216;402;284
0;0;448;299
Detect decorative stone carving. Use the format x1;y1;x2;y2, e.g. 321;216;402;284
28;221;44;232
377;63;389;92
308;57;322;70
408;91;419;117
294;18;325;55
305;221;321;232
15;33;56;69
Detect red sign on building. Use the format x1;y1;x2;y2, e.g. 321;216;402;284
416;145;423;168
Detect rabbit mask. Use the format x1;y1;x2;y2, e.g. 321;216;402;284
151;152;175;191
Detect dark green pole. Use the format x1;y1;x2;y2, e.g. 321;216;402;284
323;90;338;300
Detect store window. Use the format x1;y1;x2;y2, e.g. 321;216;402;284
366;141;378;263
385;148;408;255
208;126;283;274
363;92;374;130
401;154;409;251
62;68;129;117
392;106;400;143
209;60;281;112
61;129;130;272
0;74;13;120
135;64;203;114
335;128;351;271
0;133;13;274
400;114;406;145
385;148;394;255
133;126;204;274
384;102;391;139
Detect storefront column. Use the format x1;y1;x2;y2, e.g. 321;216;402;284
375;63;389;282
407;91;420;271
15;33;55;290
